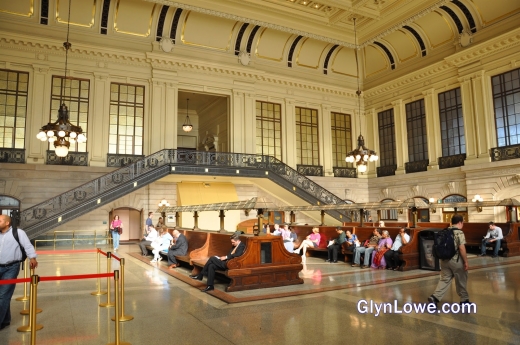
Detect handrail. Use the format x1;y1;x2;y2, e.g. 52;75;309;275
21;149;350;238
34;230;112;250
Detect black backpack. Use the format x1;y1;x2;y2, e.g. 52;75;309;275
10;210;28;269
433;227;458;261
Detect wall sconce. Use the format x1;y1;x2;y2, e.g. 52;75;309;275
429;197;436;213
398;209;404;215
472;194;483;212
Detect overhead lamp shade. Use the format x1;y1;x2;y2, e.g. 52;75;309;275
182;124;193;132
357;164;367;173
54;145;69;157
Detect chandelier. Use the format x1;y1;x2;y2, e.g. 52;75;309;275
345;18;378;173
158;199;170;207
36;0;86;157
182;98;193;132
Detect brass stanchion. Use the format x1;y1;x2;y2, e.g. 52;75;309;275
111;258;133;322
108;270;130;345
17;275;43;333
15;259;29;301
92;248;107;296
21;267;42;315
99;252;114;308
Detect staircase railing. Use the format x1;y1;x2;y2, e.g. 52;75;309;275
21;149;351;238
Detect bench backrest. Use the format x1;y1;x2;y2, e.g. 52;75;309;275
183;230;210;253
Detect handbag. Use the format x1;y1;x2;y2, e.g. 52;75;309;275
363;239;370;247
113;227;122;235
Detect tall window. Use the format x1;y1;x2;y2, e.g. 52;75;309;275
438;88;465;156
255;101;282;160
0;69;28;149
377;109;396;167
295;107;319;165
492;68;520;147
406;99;428;162
331;112;351;167
109;83;144;155
51;76;90;152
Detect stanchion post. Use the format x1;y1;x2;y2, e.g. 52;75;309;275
17;275;43;333
108;270;130;345
111;258;133;322
99;252;114;308
92;248;107;296
21;267;42;315
15;259;29;301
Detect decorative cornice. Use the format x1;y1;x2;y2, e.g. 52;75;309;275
0;34;356;98
444;28;520;68
365;61;452;98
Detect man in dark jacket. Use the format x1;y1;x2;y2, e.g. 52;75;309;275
167;230;188;269
327;227;346;263
190;233;245;292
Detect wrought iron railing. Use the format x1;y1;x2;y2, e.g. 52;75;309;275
405;160;429;174
333;167;357;178
46;150;88;166
377;165;397;177
296;164;323;176
438;154;466;169
491;144;520;162
107;153;145;167
21;150;351;239
0;148;25;163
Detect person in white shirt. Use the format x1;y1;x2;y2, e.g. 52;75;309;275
151;228;173;263
0;215;38;331
138;225;157;256
384;228;410;270
480;222;503;258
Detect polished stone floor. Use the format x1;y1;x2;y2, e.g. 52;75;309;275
1;243;519;345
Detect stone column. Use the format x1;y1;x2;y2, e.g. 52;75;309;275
89;72;110;167
422;88;440;169
392;99;407;174
27;64;51;164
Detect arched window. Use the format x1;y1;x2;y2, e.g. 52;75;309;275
0;195;20;216
380;199;398;220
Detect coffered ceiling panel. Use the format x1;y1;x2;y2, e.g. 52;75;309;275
255;28;293;62
364;45;388;78
414;11;454;49
56;0;97;28
182;11;238;51
330;47;357;77
382;29;418;63
0;0;33;17
296;38;329;69
114;0;156;37
471;0;520;26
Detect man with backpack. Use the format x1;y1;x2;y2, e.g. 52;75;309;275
0;214;38;331
428;215;470;307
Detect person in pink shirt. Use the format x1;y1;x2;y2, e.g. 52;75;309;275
293;227;320;262
110;215;123;251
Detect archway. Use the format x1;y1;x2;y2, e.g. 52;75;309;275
109;207;143;242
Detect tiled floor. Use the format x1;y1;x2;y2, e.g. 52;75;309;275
1;243;519;344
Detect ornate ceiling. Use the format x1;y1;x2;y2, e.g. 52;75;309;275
0;0;519;86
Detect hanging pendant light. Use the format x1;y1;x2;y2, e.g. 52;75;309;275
345;18;378;173
36;0;86;157
182;98;193;132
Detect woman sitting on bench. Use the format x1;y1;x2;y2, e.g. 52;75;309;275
151;228;172;263
293;227;320;262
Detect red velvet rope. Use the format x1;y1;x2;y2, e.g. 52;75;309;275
0;272;114;285
111;254;121;261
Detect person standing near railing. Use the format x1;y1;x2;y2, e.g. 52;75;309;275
110;215;123;251
0;214;38;331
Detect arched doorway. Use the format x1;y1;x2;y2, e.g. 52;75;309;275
0;195;20;216
109;207;143;242
442;195;468;222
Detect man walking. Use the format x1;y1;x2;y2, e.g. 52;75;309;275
0;215;38;331
428;215;470;306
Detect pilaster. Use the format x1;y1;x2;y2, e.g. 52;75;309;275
90;72;110;167
392;99;406;174
320;103;333;176
27;64;51;164
422;88;440;168
284;98;296;169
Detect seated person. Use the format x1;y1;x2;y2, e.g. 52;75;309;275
138;225;157;256
379;220;385;227
271;224;281;235
327;227;346;263
352;228;381;268
344;230;359;252
167;229;188;269
480;221;503;258
281;225;297;252
384;228;410;270
293;227;320;262
189;233;245;292
151;228;173;263
371;230;392;269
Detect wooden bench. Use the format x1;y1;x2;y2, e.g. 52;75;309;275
191;235;303;292
452;222;514;257
145;229;210;265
